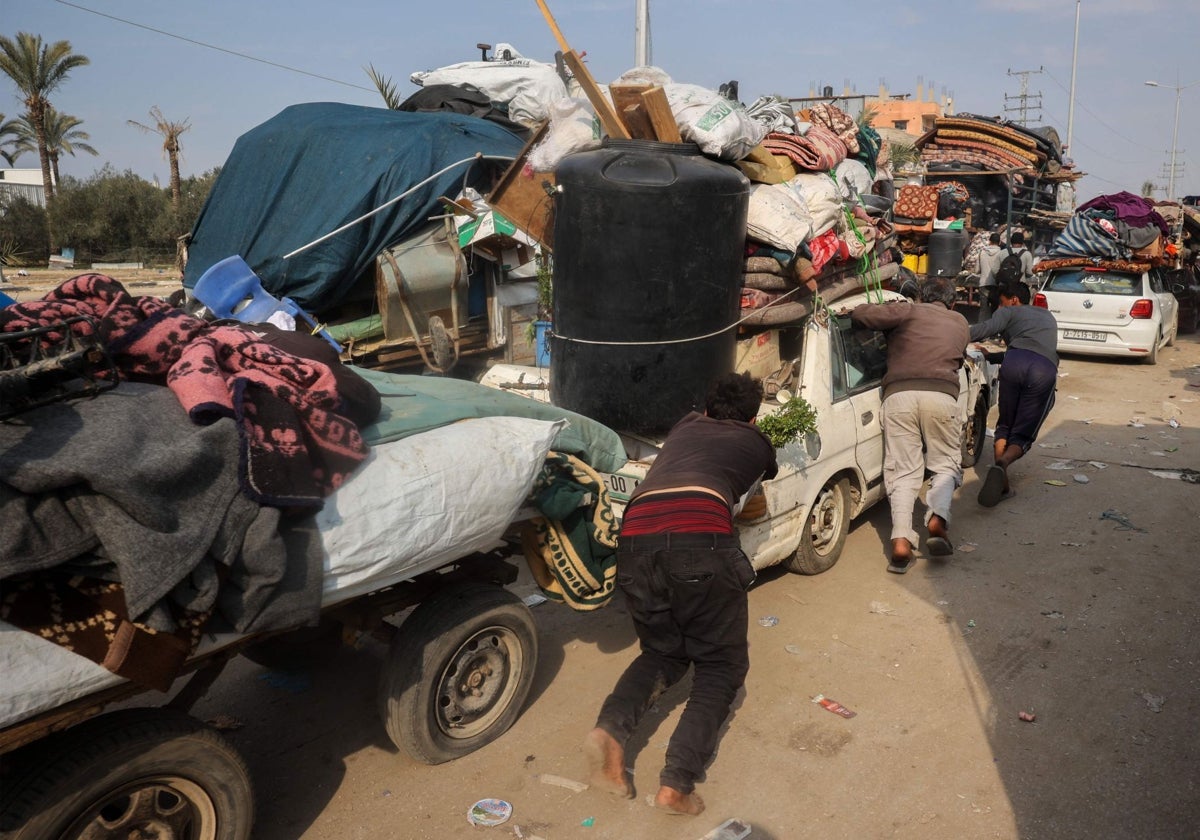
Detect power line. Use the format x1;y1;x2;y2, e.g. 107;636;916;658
52;0;376;94
1043;68;1155;151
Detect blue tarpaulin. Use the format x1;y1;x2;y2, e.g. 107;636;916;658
182;102;526;312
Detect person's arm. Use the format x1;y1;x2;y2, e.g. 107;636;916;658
969;306;1012;341
850;300;910;331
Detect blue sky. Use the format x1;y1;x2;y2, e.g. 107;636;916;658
4;0;1199;202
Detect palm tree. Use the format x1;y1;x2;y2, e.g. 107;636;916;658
127;106;191;214
0;33;90;206
1140;180;1157;199
0;112;24;165
14;106;98;186
367;64;403;109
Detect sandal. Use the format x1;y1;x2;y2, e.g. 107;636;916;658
978;465;1007;508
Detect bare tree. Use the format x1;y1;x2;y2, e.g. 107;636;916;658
128;106;191;215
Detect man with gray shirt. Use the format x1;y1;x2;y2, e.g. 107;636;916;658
850;277;970;573
969;281;1059;506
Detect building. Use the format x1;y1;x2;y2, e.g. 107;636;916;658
0;168;51;208
865;81;952;138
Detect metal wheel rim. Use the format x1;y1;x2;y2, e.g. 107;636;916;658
62;777;217;840
435;624;525;740
809;485;844;556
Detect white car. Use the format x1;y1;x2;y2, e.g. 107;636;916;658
481;289;998;576
1034;264;1179;364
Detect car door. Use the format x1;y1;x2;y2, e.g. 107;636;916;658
831;316;887;482
1148;268;1178;337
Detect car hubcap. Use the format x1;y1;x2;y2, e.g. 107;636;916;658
810;487;843;555
436;626;523;740
68;778;217;840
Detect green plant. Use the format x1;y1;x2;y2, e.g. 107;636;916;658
526;255;553;345
757;397;819;449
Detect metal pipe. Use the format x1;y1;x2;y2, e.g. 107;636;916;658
1066;0;1080;156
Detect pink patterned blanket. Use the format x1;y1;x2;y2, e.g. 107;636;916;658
762;125;848;172
0;274;367;508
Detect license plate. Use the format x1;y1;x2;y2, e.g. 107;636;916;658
602;471;642;501
1063;329;1106;342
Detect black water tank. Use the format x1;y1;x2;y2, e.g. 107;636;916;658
550;139;749;434
927;229;967;278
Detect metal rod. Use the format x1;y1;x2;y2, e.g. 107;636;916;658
1066;0;1080;155
281;153;489;260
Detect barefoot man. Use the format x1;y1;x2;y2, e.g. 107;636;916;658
585;372;777;816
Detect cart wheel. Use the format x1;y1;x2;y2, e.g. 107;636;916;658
783;477;850;575
0;709;253;840
428;315;455;373
961;392;989;468
378;582;538;765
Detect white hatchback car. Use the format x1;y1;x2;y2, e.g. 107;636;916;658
1034;265;1179;364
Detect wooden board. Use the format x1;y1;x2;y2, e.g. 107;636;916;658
640;86;682;142
486;123;557;251
610;84;655;140
561;50;629;140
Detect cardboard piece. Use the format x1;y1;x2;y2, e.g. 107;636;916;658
735;330;782;380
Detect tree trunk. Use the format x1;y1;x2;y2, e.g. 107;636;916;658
168;150;182;217
31;102;56;253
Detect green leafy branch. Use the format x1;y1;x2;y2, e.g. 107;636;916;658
757;397;819;449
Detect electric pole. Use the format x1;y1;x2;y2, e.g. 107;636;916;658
1004;67;1044;126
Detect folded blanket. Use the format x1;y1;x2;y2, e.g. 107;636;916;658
521;452;618;611
0;275;369;508
807;103;860;155
762;126;847;172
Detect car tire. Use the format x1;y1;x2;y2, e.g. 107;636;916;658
0;709;254;839
783;477;850;575
961;392;989;468
378;582;538;765
1166;317;1177;347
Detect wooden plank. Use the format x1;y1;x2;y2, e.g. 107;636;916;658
487;121;557;251
640;86;682;143
534;0;572;53
610;84;655;139
561;50;630;140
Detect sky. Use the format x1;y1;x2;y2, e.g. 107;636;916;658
3;0;1200;203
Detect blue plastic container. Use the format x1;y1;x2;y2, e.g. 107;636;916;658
534;320;551;367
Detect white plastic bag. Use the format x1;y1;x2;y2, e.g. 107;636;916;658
528;98;601;172
411;48;568;127
787;173;843;238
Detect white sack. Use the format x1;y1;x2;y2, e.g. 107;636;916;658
788;173;844;238
834;159;873;202
528;98;602;172
412;53;568;127
663;83;766;160
746;182;814;252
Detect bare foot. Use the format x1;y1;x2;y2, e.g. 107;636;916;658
583;728;633;799
654;785;705;816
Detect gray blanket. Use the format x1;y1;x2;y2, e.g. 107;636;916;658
0;382;321;633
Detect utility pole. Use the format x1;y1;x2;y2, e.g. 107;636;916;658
634;0;651;67
1004;67;1045;126
1066;0;1080;156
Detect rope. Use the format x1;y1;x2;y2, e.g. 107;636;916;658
553;286;804;347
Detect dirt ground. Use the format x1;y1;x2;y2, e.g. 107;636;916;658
0;266;182;302
143;325;1197;840
8;270;1198;838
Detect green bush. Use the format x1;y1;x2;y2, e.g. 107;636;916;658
757;396;819;449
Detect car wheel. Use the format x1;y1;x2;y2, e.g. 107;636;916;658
783;477;850;575
960;392;989;468
0;709;254;839
1166;316;1178;347
378;583;538;765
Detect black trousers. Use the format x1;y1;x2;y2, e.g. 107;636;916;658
595;532;754;793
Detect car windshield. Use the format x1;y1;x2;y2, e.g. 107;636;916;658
1044;270;1139;296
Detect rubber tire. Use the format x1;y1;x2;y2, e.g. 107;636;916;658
783;477;850;575
1166;316;1177;347
961;392;988;468
427;315;455;373
1142;331;1160;365
0;708;254;840
378;583;538;765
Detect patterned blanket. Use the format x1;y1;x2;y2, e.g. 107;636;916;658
0;274;368;508
762;126;847;172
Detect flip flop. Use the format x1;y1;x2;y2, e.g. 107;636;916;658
978;465;1007;508
887;555;913;574
925;536;954;557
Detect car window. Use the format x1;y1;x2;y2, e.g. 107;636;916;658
1044;269;1139;296
1148;270;1165;294
831;316;888;400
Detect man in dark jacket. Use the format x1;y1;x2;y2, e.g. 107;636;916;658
969;281;1059;505
850;277;970;572
585;372;778;816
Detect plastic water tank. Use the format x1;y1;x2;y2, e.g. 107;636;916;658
927;229;968;278
550;139;749;434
